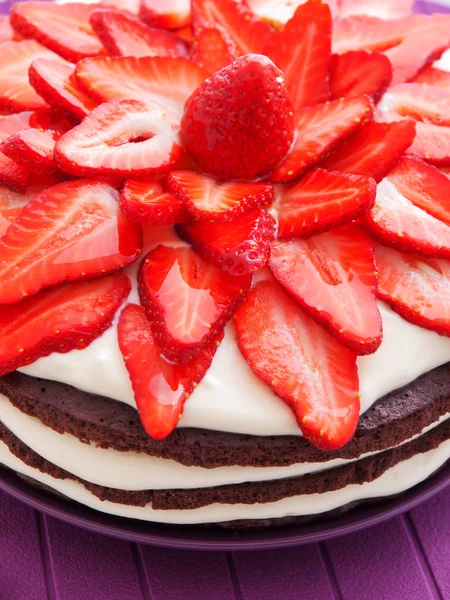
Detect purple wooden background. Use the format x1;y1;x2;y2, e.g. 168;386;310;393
1;0;450;598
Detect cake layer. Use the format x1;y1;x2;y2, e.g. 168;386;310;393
2;363;450;468
18;227;450;437
1;392;449;490
1;431;449;525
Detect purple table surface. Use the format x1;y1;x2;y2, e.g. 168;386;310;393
2;0;450;598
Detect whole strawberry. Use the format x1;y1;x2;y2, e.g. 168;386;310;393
180;54;295;181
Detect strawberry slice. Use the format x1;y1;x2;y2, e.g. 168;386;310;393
270;96;374;183
166;170;273;222
376;83;450;127
177;208;275;276
0;272;130;377
412;64;450;90
338;0;414;19
139;0;191;30
138;245;251;362
90;9;189;58
192;0;275;56
234;278;360;449
173;25;193;42
321;120;416;182
329;51;392;102
75;56;208;125
375;243;450;336
0;179;142;305
191;26;234;74
10;2;104;63
274;168;376;240
29;59;98;122
269;226;381;355
263;0;332;116
101;0;140;12
364;157;450;258
55;99;182;178
2;129;61;175
0;15;23;43
407;122;450;166
118;304;223;440
0;40;58;113
120;176;190;225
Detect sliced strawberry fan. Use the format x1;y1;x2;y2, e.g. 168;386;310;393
138;244;251;363
0;273;131;377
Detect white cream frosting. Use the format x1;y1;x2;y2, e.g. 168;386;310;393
1;393;448;491
1;438;449;523
18;225;450;437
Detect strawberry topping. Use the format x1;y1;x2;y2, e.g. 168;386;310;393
138;245;251;362
271;95;374;183
180;54;294;180
166;170;273;222
10;2;104;63
120;176;191;226
190;26;234;74
177;208;276;275
234;278;360;450
263;0;332;116
329;51;392;103
90;9;189;58
375;243;450;337
118;303;223;440
2;128;62;175
274;168;377;239
139;0;191;30
269;225;382;355
0;179;142;304
0;272;130;377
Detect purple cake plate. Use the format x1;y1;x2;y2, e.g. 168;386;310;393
1;0;450;551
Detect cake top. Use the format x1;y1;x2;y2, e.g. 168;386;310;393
1;0;450;450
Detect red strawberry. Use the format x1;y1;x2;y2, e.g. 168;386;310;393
55;99;182;178
375;243;450;336
166;170;273;222
2;129;61;175
329;51;392;102
263;0;332;116
90;9;189;58
234;278;360;449
177;208;276;275
138;245;251;362
269;225;382;355
407;122;450;166
364;157;450;258
321;120;416;182
338;0;414;19
0;273;130;377
191;26;234;74
180;54;294;180
412;65;450;90
29;59;98;122
191;0;275;55
120;176;190;225
376;83;450;127
274;168;376;240
0;40;57;113
139;0;191;30
10;2;104;63
247;0;340;27
173;25;193;42
118;304;223;440
271;96;374;184
0;184;41;238
0;179;142;305
101;0;140;12
75;56;208;125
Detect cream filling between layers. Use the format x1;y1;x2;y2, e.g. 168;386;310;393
1;439;449;523
1;394;448;491
17;226;450;437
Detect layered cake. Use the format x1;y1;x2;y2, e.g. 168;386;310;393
1;0;450;529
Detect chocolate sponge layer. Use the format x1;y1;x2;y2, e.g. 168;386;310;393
1;363;450;468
